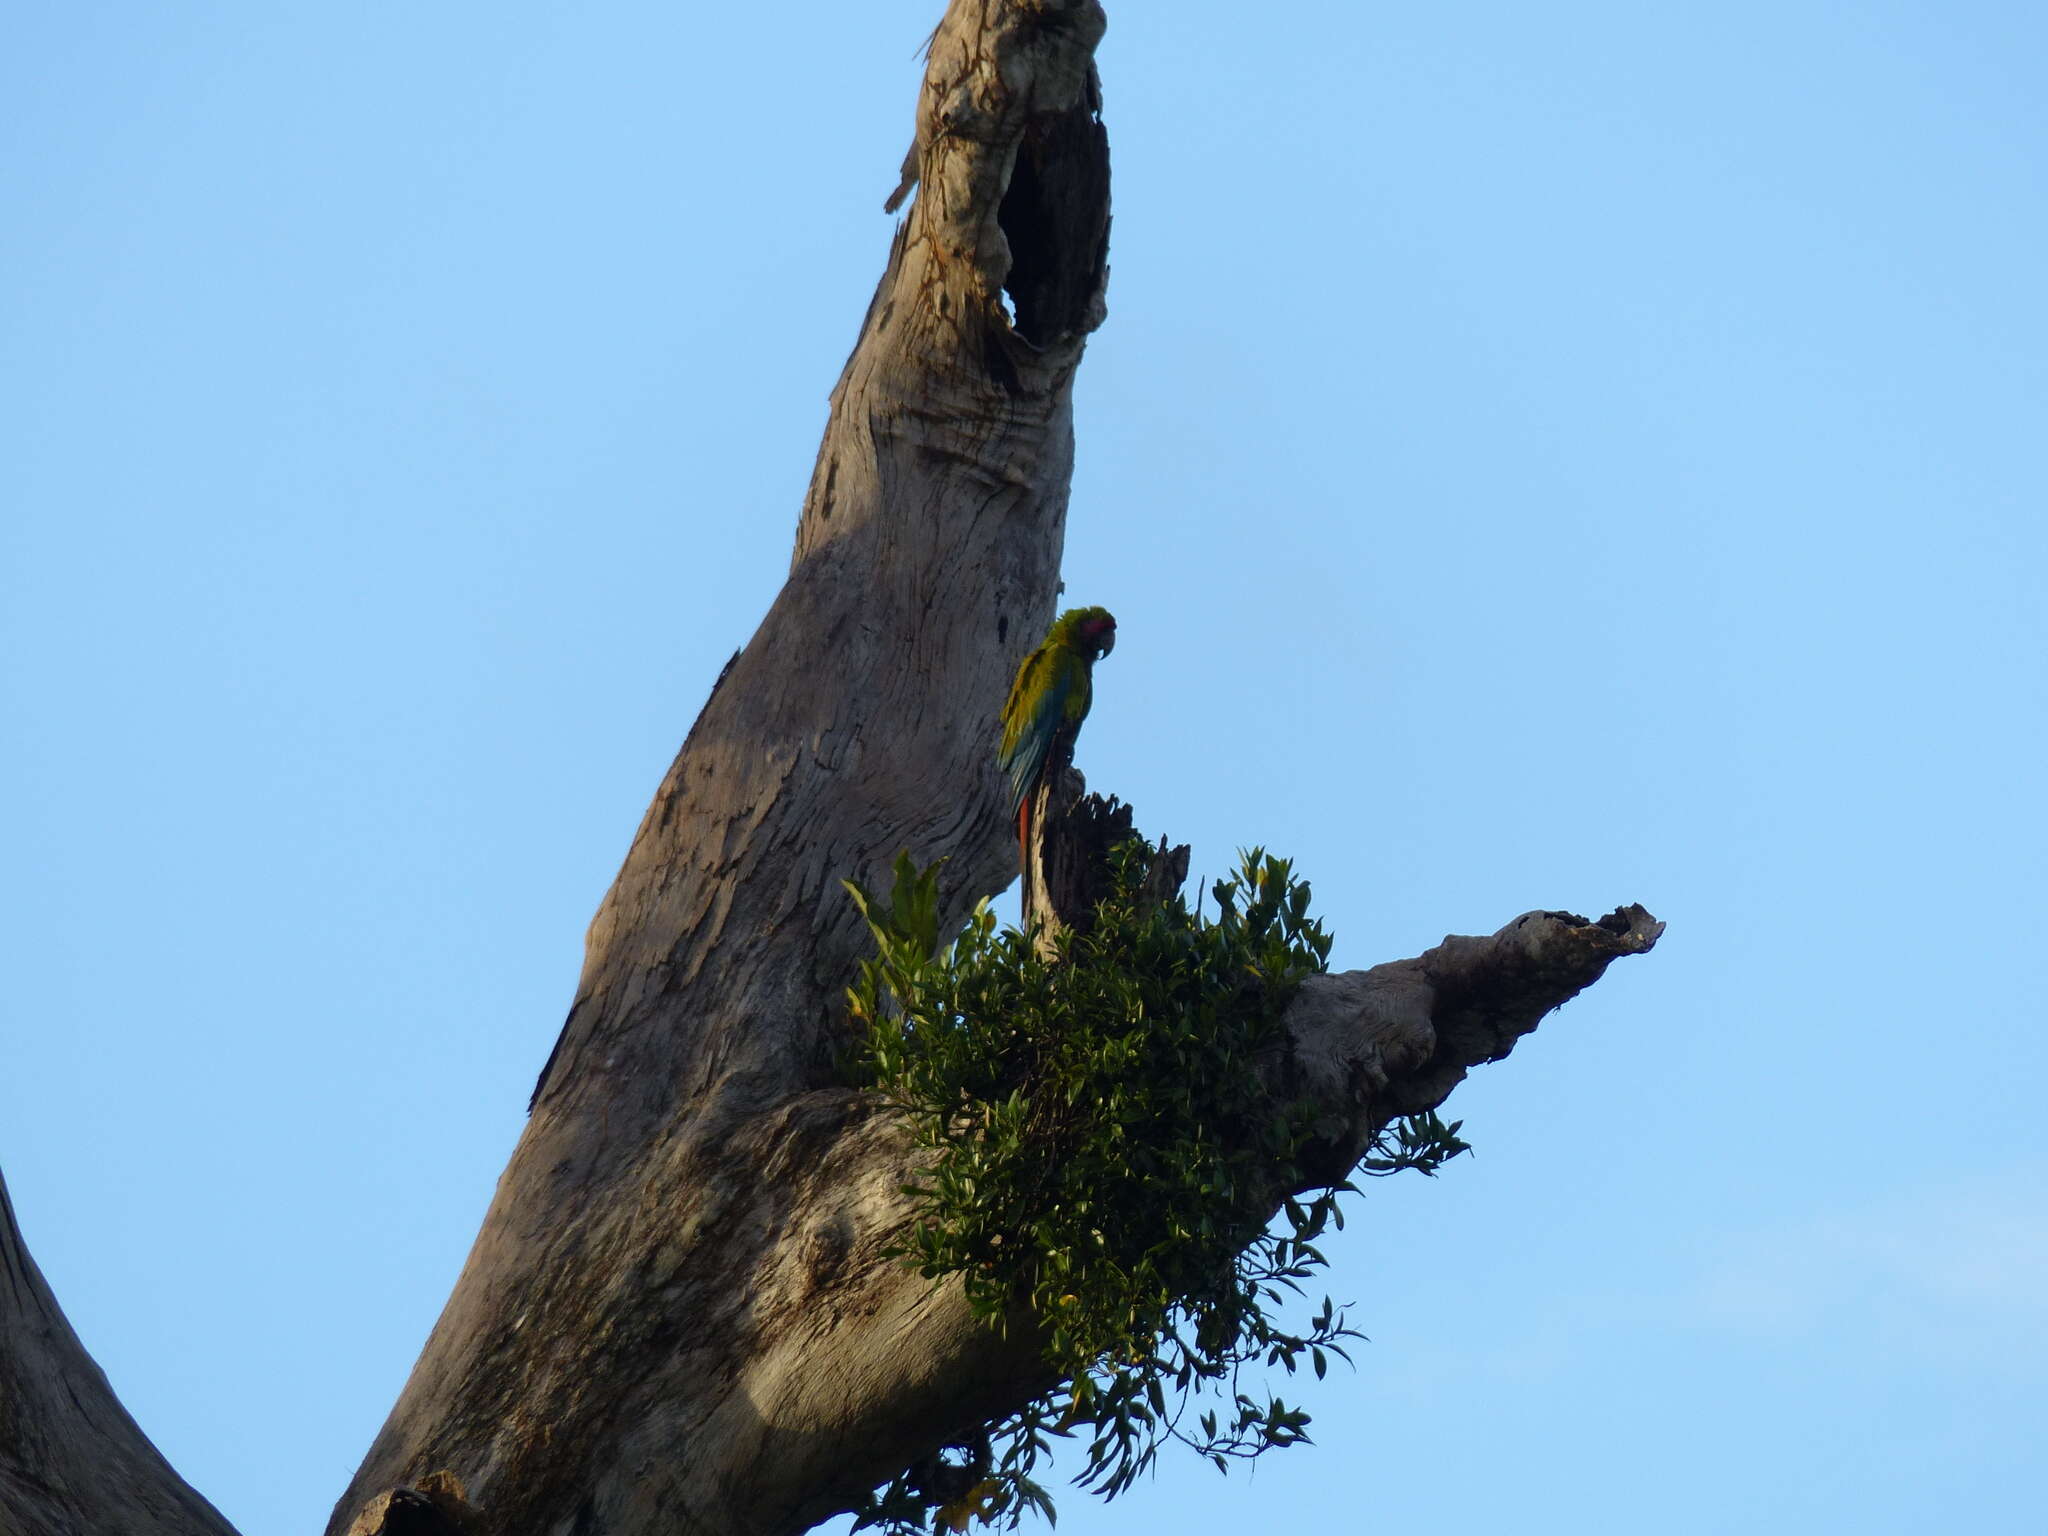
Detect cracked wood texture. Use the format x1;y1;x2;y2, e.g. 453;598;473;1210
0;4;1662;1533
334;2;1116;1533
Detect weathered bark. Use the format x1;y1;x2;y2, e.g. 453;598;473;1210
1279;905;1664;1186
0;1170;238;1536
333;2;1118;1533
0;4;1663;1534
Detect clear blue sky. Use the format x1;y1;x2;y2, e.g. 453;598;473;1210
4;4;2043;1533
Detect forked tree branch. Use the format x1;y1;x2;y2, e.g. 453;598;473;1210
0;5;1660;1535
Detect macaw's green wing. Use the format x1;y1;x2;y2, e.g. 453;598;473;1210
998;645;1087;817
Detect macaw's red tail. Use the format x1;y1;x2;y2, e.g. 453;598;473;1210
1016;799;1032;878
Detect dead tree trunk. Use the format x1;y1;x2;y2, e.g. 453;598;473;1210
0;5;1659;1535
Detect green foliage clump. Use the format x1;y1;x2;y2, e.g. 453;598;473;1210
845;844;1469;1533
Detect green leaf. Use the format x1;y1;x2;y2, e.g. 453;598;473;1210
841;840;1470;1532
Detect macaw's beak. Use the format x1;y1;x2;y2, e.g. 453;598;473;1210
1097;628;1116;658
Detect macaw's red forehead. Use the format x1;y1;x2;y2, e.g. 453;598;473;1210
1071;607;1116;637
1048;605;1116;653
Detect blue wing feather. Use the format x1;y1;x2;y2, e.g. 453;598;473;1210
998;651;1077;816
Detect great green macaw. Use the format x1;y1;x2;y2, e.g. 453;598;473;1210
997;606;1117;880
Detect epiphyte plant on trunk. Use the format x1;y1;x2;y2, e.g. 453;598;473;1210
843;843;1473;1533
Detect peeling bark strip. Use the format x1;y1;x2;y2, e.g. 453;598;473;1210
0;1170;237;1536
0;5;1661;1535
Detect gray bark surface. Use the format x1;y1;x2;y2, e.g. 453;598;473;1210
335;3;1118;1531
0;4;1661;1534
0;1170;238;1536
